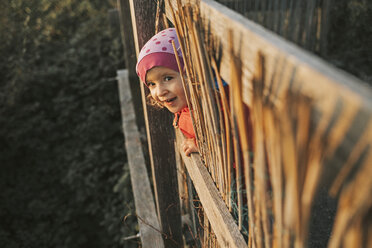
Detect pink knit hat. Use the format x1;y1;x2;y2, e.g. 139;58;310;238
136;28;184;84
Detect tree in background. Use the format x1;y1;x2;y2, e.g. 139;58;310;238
0;0;137;247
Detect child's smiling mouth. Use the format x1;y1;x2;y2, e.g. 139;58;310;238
164;97;176;103
163;97;177;107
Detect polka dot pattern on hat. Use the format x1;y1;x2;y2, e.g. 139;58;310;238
136;28;184;84
136;28;181;64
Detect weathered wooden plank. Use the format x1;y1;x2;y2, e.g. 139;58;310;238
165;0;372;183
176;129;247;248
117;69;164;248
165;0;372;111
117;0;145;130
128;1;184;247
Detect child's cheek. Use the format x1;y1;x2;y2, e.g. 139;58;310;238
151;95;163;106
150;91;157;100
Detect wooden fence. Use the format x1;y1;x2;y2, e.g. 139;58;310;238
117;0;372;247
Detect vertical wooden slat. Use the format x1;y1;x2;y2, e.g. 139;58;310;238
164;1;372;248
128;0;183;247
117;0;146;156
117;70;164;248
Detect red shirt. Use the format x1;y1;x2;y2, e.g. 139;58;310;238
173;107;195;139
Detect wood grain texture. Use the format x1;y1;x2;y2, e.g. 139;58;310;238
165;0;371;109
165;0;372;184
117;0;145;130
176;129;247;248
117;70;164;248
129;1;184;247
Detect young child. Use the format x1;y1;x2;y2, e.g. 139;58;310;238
136;28;198;156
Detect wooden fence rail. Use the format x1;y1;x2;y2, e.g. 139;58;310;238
118;0;372;247
175;130;246;247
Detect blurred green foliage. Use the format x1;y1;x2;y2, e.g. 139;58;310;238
0;0;138;247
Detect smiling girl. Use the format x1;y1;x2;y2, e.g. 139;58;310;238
136;28;198;156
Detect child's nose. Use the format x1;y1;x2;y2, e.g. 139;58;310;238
156;84;168;96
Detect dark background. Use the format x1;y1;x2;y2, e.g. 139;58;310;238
0;0;138;247
327;0;372;85
0;0;370;247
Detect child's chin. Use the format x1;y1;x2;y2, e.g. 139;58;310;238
166;103;187;113
167;107;177;113
166;106;180;113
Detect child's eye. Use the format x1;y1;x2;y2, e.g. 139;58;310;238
147;81;155;87
164;76;173;82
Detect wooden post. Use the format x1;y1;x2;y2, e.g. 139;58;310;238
117;0;145;131
128;0;183;247
117;70;164;248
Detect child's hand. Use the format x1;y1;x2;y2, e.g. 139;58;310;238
182;138;198;157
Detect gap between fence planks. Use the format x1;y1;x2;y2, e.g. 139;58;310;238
117;70;164;248
176;129;247;248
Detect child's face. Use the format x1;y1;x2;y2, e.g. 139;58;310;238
146;66;187;113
